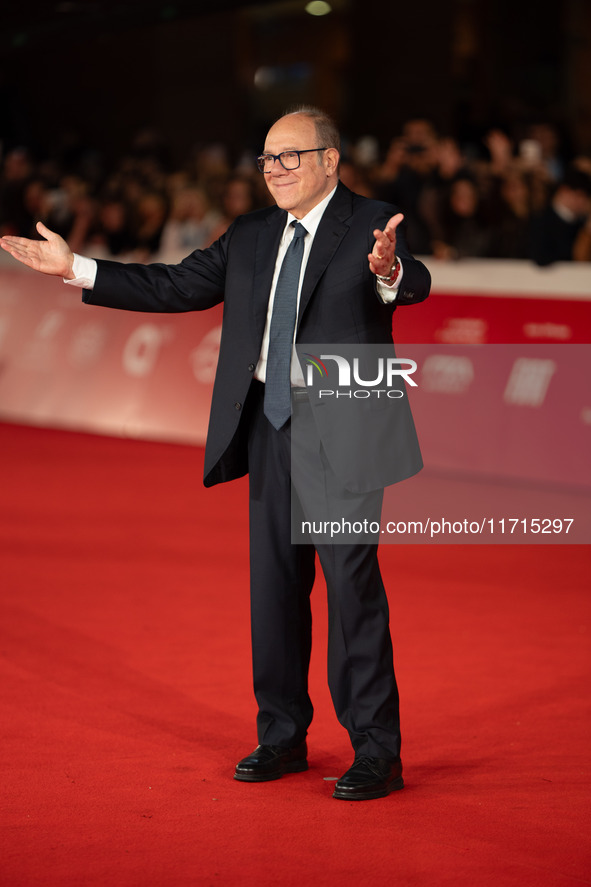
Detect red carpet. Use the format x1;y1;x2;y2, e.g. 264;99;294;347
1;423;589;886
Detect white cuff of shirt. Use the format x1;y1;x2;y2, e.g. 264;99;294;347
63;254;98;289
376;258;403;303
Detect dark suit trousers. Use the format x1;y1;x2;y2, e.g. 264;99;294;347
246;381;401;761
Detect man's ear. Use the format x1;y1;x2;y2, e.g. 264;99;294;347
325;148;340;177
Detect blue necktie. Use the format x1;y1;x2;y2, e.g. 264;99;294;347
264;221;307;430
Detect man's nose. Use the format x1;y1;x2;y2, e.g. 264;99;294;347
269;157;287;175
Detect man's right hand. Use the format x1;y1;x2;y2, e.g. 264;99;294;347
0;221;75;279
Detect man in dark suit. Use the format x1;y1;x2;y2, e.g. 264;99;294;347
1;107;430;800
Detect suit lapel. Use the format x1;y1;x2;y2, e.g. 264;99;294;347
251;208;286;342
296;183;353;331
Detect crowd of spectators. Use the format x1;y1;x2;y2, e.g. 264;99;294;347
1;119;591;266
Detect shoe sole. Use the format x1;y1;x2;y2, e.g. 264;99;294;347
332;775;404;800
234;760;309;782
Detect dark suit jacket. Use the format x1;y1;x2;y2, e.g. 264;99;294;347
84;182;431;490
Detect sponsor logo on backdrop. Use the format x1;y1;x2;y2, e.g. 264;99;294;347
503;358;556;407
190;325;223;384
122;324;175;378
421;354;474;394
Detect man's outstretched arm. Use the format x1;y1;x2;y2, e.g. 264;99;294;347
1;219;227;313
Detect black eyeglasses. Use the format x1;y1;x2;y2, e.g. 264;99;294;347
256;148;328;174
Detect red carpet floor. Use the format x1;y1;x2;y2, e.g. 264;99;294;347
0;423;589;887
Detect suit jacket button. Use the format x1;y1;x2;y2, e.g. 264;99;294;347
235;402;242;410
248;363;255;372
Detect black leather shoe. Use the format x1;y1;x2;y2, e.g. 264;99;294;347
333;755;403;800
234;741;308;782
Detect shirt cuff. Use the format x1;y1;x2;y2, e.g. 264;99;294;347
63;254;98;289
376;258;404;303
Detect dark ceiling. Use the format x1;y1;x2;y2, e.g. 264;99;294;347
1;0;263;55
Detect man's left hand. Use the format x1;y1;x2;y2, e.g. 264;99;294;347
368;213;404;278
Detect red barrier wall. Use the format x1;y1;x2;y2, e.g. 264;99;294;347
0;257;589;492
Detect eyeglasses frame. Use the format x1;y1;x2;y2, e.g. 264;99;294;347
256;147;329;174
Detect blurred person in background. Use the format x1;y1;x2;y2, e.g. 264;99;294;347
432;173;491;259
487;170;533;259
189;143;232;214
44;174;96;255
158;184;222;262
20;177;51;238
373;119;439;254
342;135;379;197
207;174;262;243
572;157;591;261
478;130;531;259
418;136;467;254
0;147;34;235
529;166;591;265
371;135;406;190
524;122;567;183
129;190;169;260
88;194;135;258
338;159;374;198
573;214;591;261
